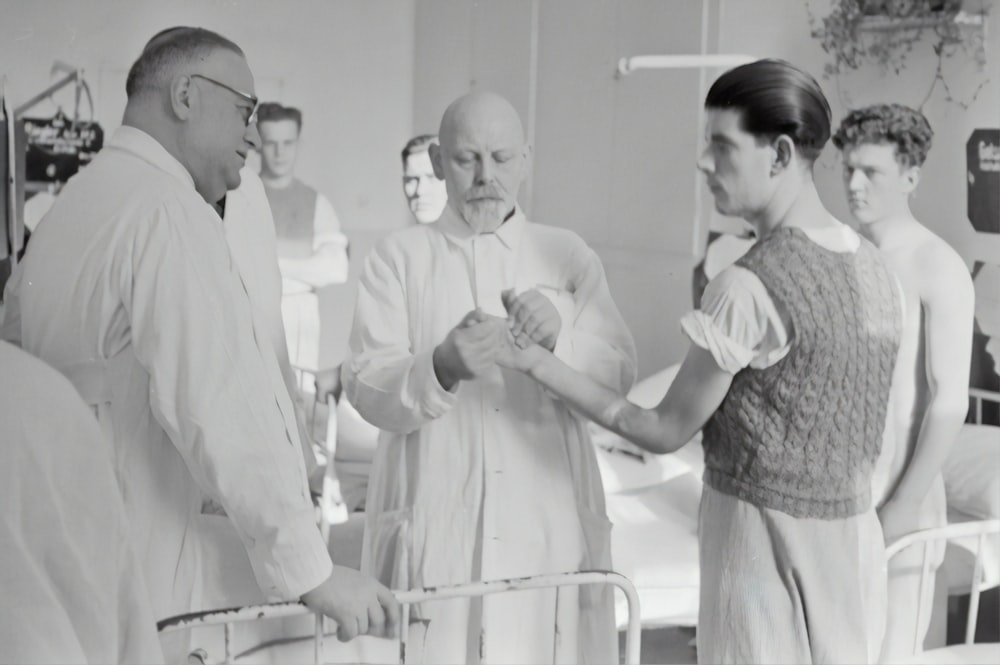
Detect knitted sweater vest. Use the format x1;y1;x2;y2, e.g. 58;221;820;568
702;227;902;519
264;178;317;260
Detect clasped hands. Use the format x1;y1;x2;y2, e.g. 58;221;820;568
432;288;559;390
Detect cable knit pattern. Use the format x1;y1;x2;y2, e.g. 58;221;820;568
702;227;902;519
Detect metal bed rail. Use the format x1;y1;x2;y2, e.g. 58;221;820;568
159;569;642;665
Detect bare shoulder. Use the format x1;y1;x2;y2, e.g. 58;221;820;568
911;227;973;303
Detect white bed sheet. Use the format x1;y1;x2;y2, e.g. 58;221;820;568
594;364;706;628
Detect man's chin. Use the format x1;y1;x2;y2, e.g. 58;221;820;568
460;203;506;232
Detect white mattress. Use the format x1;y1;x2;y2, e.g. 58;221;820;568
595;364;706;628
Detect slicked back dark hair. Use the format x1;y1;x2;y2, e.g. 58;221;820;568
705;58;832;164
126;26;244;99
832;103;934;168
401;134;438;166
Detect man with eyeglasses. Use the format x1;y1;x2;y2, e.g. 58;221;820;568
0;26;398;657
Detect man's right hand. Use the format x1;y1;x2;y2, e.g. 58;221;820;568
314;366;343;404
432;309;507;390
300;565;399;642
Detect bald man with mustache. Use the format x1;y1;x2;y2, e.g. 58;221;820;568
341;91;636;664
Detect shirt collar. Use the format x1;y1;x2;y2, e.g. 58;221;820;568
436;202;525;251
107;125;197;192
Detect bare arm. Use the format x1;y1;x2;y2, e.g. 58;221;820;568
506;339;733;454
278;242;349;287
888;246;975;506
278;194;349;287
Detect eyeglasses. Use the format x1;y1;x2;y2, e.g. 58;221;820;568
190;73;259;127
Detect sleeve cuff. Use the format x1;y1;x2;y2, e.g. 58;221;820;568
680;311;753;374
253;512;333;601
416;349;460;418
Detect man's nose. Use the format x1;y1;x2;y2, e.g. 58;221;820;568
245;123;261;151
848;170;866;191
475;158;494;185
696;149;712;174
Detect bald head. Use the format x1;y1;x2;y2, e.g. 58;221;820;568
431;91;530;233
438;91;525;151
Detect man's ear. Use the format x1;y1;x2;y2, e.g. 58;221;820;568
771;135;794;175
429;142;445;179
901;164;920;195
169;74;194;121
519;142;533;179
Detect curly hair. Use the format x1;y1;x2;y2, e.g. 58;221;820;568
832;103;934;168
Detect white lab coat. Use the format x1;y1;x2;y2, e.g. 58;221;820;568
0;127;332;627
343;205;637;664
0;340;164;664
224;168;321;494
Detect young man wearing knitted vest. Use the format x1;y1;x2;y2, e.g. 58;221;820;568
496;59;903;664
834;104;975;660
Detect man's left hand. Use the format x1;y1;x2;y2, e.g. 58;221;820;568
877;496;923;546
501;288;562;351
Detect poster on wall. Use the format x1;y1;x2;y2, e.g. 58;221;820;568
967;128;999;235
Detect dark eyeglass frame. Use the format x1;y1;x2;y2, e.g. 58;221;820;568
190;73;259;127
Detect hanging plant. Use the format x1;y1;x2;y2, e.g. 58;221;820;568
808;0;990;107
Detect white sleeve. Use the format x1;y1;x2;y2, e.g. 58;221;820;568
549;242;637;394
312;194;348;252
342;241;459;434
680;265;790;373
127;202;332;600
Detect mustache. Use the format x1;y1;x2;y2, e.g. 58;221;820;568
465;187;503;202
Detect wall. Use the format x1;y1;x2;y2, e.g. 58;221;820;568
716;0;1000;267
413;0;714;377
0;0;415;367
6;2;994;377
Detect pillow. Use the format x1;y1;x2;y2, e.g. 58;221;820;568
941;424;1000;520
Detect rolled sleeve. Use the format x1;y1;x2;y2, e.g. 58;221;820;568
681;265;789;373
681;310;756;374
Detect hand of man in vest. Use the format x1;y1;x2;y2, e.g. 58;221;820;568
502;288;562;351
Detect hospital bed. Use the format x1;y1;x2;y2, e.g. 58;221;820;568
293;364;1000;640
164;366;643;664
158;571;642;665
885;519;1000;664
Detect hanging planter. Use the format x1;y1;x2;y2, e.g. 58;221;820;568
808;0;990;106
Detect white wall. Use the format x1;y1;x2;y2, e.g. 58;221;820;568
1;0;415;367
717;0;1000;267
5;1;996;376
413;0;712;377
